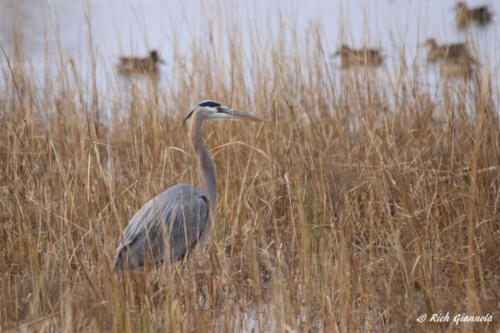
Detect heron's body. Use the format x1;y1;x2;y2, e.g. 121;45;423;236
113;100;262;271
113;184;209;270
117;50;165;77
455;2;493;29
332;45;383;68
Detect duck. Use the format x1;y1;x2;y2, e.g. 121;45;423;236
455;2;493;29
116;50;165;77
420;39;474;64
331;45;384;68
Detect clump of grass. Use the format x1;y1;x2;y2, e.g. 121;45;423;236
1;4;499;332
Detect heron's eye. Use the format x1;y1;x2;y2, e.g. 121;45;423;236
217;106;223;112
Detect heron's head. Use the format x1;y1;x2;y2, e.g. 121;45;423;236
183;100;263;125
150;50;166;64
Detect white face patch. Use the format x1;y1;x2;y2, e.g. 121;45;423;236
197;100;229;118
207;105;233;120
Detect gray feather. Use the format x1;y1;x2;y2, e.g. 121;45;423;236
113;184;210;270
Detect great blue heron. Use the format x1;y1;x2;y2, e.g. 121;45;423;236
116;50;166;77
113;101;263;270
331;45;384;68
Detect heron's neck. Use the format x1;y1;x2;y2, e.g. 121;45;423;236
190;112;216;210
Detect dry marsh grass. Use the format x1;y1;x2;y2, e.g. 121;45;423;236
1;6;499;333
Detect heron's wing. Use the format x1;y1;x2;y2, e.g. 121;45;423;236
113;184;210;270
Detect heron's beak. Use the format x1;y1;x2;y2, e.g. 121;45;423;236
160;59;166;65
331;51;340;57
219;107;263;122
229;110;264;122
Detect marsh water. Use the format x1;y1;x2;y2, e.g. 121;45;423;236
1;0;498;95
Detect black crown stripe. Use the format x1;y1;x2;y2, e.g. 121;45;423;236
199;101;221;108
